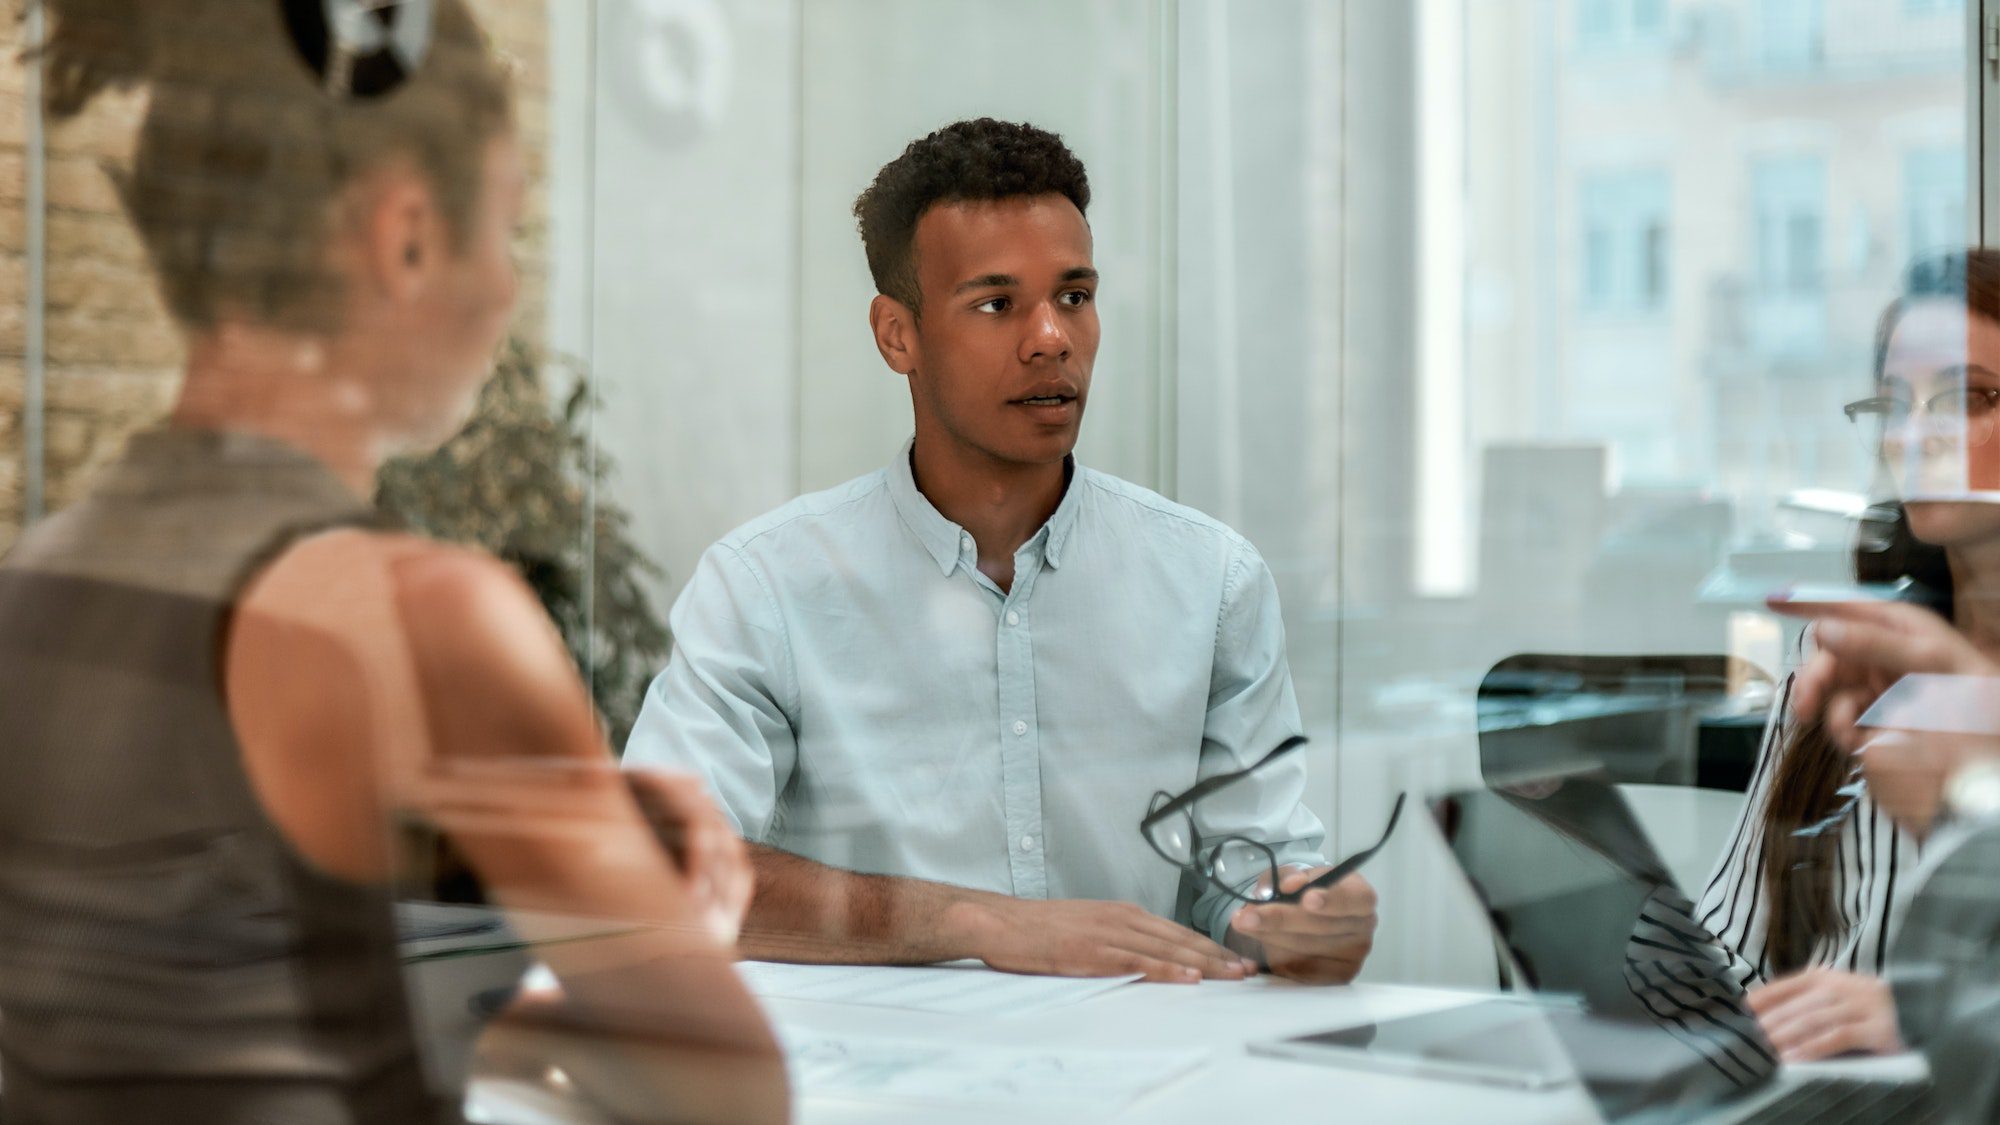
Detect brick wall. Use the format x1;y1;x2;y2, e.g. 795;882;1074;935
0;0;552;556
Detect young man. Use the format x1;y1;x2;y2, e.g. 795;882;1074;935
625;119;1375;984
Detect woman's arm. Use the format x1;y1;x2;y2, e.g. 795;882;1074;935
226;530;787;1124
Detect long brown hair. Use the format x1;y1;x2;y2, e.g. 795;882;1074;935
34;0;514;334
1757;251;2000;972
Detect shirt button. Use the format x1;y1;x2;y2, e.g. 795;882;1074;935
1005;611;1020;627
960;533;974;552
1020;836;1038;852
1012;720;1028;736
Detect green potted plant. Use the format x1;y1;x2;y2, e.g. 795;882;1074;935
376;338;669;750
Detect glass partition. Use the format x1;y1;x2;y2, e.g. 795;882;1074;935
1346;0;1971;983
0;0;1987;1120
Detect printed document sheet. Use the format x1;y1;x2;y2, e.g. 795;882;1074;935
739;960;1140;1017
782;1030;1207;1112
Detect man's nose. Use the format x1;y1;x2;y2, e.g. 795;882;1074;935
1020;301;1072;363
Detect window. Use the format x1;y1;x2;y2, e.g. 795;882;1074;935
1576;0;1668;51
1747;154;1828;358
1904;146;1968;260
1578;168;1672;312
1579;0;1617;41
1632;0;1666;35
1753;155;1825;295
1754;0;1824;70
1643;220;1670;305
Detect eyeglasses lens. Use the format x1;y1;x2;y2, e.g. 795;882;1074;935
1208;837;1279;900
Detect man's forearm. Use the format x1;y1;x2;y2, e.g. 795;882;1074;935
736;843;1001;965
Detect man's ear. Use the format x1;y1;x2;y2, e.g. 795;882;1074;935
359;169;443;304
869;294;920;377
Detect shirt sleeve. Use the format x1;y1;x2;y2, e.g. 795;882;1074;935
621;542;798;842
1890;821;2000;1120
1188;538;1329;943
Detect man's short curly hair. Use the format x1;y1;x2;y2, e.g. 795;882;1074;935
853;118;1091;316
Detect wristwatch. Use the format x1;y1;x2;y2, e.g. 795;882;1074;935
1944;758;2000;824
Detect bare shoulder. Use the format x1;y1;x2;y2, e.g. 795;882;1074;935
386;541;573;666
238;529;599;760
374;537;600;760
244;530;565;671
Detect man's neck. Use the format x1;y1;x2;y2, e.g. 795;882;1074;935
910;430;1070;591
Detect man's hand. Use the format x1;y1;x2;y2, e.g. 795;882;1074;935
1229;869;1377;984
1748;967;1903;1063
625;769;754;945
949;897;1256;983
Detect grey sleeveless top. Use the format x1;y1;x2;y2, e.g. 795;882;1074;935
0;429;498;1123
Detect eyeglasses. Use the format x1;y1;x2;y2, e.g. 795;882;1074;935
1844;387;2000;449
1140;735;1406;905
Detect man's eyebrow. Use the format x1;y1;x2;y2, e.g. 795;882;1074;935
954;273;1018;294
1061;267;1100;283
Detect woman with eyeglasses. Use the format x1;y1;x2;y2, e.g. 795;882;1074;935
1695;250;2000;1065
0;2;784;1121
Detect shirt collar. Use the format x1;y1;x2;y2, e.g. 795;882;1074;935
888;439;967;575
1040;460;1081;570
886;438;1084;576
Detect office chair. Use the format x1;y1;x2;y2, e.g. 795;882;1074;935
1477;653;1772;792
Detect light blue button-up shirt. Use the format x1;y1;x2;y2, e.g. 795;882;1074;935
623;444;1327;942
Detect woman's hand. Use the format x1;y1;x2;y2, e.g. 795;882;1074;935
1747;967;1903;1062
1769;597;1999;750
625;769;755;945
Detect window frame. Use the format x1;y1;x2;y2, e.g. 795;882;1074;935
1981;0;1999;245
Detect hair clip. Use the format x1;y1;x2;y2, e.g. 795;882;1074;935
279;0;435;100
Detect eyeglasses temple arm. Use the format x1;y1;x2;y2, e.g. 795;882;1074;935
1290;792;1407;898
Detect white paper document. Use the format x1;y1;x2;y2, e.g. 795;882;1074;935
782;1030;1207;1112
1857;673;2000;735
738;960;1140;1017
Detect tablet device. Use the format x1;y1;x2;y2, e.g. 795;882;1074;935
1775;580;1912;604
1247;1000;1574;1090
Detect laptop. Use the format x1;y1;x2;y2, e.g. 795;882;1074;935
1427;779;1941;1123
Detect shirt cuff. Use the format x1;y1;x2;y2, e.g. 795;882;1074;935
1205;884;1256;945
1199;862;1319;945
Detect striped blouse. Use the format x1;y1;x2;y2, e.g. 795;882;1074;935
1695;674;1923;987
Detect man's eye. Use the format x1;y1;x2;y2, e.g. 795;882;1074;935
974;297;1009;313
1060;290;1093;307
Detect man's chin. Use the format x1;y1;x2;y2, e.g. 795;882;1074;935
924;416;1081;469
985;426;1082;467
1008;436;1081;467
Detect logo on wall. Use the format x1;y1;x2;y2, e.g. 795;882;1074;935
279;0;436;100
606;0;733;148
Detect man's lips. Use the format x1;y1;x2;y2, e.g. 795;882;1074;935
1008;380;1081;407
1010;396;1080;426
